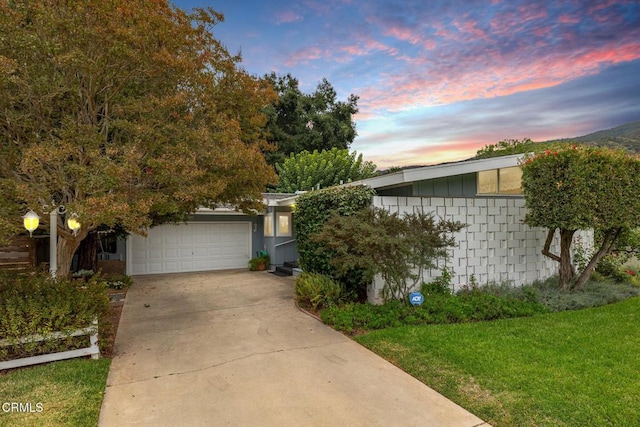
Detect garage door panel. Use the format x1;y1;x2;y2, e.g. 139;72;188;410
193;235;209;245
193;247;208;257
164;248;179;257
130;222;252;275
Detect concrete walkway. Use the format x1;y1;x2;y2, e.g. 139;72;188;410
99;270;489;426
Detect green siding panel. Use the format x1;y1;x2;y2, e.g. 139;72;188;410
378;173;479;197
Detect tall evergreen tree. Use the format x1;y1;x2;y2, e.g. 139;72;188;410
263;73;359;166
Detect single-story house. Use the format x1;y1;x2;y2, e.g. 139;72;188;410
99;154;590;303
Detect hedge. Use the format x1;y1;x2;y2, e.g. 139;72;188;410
0;269;109;361
294;185;376;289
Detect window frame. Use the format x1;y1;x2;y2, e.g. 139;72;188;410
264;213;274;237
477;167;523;195
276;212;292;237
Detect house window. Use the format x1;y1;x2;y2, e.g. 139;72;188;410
499;167;523;194
477;167;522;195
478;170;498;194
264;213;274;237
276;212;292;237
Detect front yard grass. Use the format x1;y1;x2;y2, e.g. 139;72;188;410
0;358;110;426
356;297;640;426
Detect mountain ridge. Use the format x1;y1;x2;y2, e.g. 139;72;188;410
545;119;640;152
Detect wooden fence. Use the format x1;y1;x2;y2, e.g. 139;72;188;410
0;236;36;271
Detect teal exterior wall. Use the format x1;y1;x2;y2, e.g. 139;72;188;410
263;206;297;267
377;173;477;197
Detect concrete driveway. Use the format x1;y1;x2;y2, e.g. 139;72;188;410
99;270;489;426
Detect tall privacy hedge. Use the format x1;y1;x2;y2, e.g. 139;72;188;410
294;185;376;277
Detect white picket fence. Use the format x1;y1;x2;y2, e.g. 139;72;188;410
0;319;99;370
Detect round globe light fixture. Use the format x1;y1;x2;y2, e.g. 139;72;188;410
67;215;81;235
23;210;40;237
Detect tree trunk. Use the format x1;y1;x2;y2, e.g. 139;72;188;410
56;228;89;278
573;227;623;290
542;228;576;289
77;231;98;272
558;229;576;289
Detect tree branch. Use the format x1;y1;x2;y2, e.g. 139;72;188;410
574;227;624;290
542;228;561;262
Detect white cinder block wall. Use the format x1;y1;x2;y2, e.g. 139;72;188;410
368;196;593;304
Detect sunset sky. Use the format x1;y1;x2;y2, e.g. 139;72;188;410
175;0;640;168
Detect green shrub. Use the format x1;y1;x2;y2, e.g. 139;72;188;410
248;253;270;271
596;253;629;279
421;267;455;296
320;291;547;334
295;273;350;311
312;207;464;302
294;185;375;275
478;276;640;312
0;269;109;361
294;185;376;295
106;273;133;290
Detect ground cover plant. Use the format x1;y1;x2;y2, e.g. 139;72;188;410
320;273;640;335
355;297;640;426
0;358;110;426
478;276;640;312
320;292;548;334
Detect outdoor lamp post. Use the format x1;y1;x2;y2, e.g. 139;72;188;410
23;210;40;237
23;206;81;277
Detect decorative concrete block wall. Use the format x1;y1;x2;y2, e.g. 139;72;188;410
368;196;593;304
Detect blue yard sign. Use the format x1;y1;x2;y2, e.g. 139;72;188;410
409;292;424;306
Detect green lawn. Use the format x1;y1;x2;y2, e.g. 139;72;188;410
0;359;110;427
356;297;640;426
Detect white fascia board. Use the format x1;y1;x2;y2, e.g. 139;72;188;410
343;172;405;189
194;207;250;215
275;195;299;206
402;154;523;183
348;154;525;189
263;193;299;206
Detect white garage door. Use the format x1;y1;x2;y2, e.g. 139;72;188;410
129;222;252;275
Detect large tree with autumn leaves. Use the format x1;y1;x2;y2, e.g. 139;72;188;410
0;1;277;276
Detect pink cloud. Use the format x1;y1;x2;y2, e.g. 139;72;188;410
285;32;399;68
366;142;483;168
340;38;397;57
558;14;580;24
532;26;552;37
383;25;422;45
357;31;640;114
283;46;326;67
422;39;437;50
587;0;620;14
452;18;491;42
489;3;548;36
274;10;303;24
